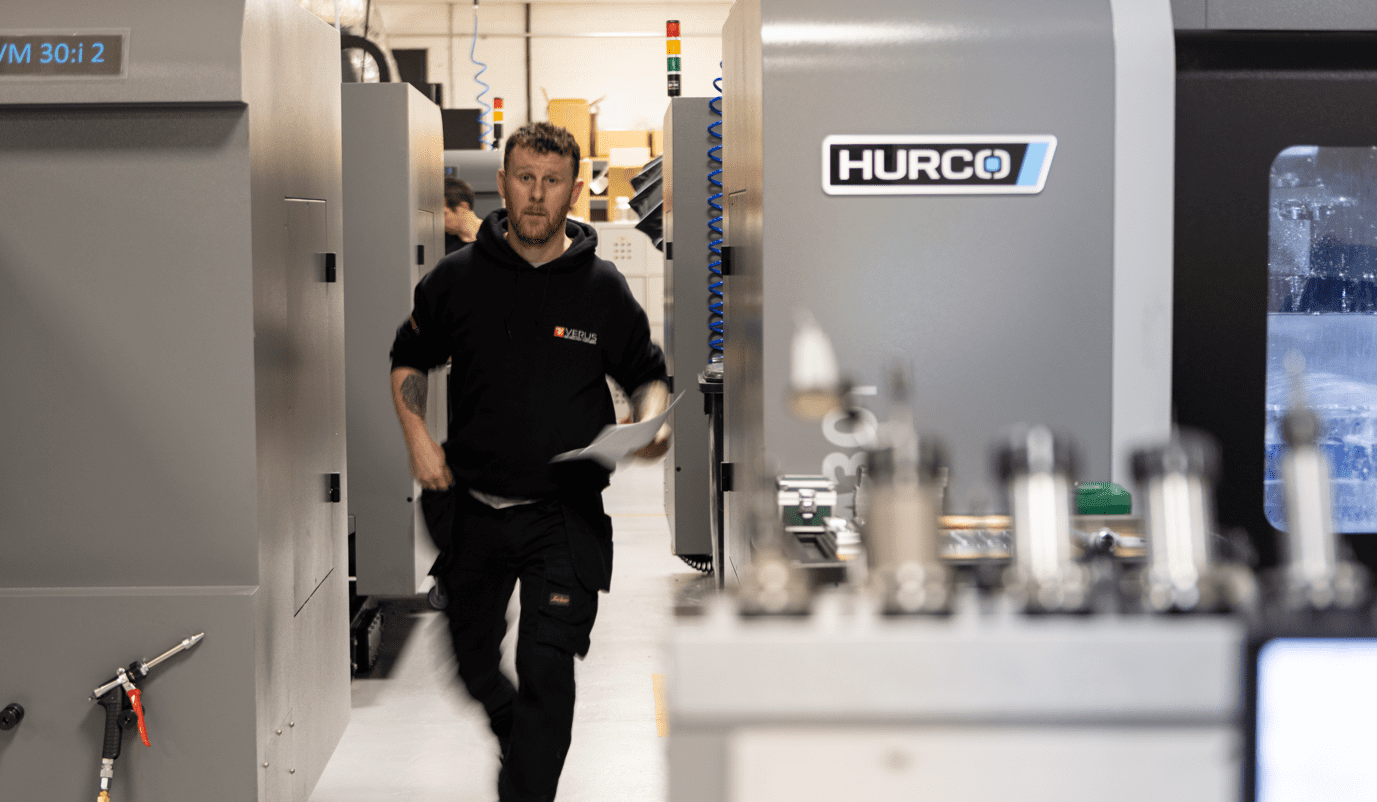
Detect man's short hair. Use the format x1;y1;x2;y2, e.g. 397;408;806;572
503;122;581;180
445;177;475;210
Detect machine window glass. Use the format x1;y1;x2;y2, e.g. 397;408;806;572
1266;146;1377;532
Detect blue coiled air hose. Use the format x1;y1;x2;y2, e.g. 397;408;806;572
708;76;724;363
470;5;493;147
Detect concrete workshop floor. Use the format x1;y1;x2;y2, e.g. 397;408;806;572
308;460;704;802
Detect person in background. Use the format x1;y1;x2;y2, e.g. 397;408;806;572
391;122;669;802
444;176;482;253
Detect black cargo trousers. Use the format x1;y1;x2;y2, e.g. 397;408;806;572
436;491;602;802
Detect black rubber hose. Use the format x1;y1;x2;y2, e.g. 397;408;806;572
339;34;393;82
678;554;713;574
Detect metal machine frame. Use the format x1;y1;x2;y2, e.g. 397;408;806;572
667;3;1377;802
717;0;1175;586
1172;24;1377;570
1;1;351;798
343;81;445;599
662;96;719;571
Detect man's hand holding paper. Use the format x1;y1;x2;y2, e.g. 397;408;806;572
552;389;680;469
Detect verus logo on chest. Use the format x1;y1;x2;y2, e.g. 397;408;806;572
553;325;597;345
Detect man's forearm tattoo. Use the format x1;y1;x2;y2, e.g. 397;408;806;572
401;373;428;418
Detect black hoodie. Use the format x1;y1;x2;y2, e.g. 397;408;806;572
391;210;667;500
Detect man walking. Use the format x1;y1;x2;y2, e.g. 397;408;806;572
389;121;668;801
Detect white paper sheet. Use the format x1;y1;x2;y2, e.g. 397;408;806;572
551;392;683;470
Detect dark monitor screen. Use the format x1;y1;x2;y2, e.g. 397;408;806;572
1253;637;1377;801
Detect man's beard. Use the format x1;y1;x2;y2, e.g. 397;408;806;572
510;205;566;247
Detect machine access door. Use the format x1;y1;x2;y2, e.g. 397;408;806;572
281;197;345;613
1174;31;1377;570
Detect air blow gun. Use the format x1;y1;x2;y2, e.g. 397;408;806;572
89;633;204;802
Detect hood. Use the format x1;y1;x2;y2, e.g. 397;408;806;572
476;209;599;273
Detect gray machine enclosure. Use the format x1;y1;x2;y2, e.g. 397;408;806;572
719;0;1175;585
444;149;506;220
662;97;718;560
0;1;349;799
669;608;1244;802
343;81;444;597
1170;0;1377;29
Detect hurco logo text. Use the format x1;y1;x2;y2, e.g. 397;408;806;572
822;135;1056;195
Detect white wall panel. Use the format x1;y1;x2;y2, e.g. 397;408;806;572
379;2;730;136
531;3;728;34
533;4;728;130
378;3;451;34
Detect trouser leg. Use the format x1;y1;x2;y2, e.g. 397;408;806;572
498;501;600;802
498;634;575;801
441;502;519;746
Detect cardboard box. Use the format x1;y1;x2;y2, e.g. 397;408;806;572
605;165;640;210
547;99;591;157
651;129;664;157
595;129;650;157
608;146;651;168
572;158;592;221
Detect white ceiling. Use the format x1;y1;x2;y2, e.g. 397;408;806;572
376;1;729;5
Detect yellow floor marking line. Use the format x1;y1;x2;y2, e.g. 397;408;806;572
652;673;670;737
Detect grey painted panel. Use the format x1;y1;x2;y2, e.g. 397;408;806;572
412;101;445;222
724;0;1117;570
671;614;1243;721
0;107;260;588
670;607;1243;801
343;81;444;597
407;85;445;592
444;149;504;219
726;726;1237;802
445;149;504;194
283;198;340;612
721;0;765;586
240;3;352;799
0;588;258;801
769;0;1115;503
342;84;415;596
663;97;716;557
0;0;245;105
1169;0;1377;31
287;571;351;800
1208;0;1377;30
0;1;348;800
1172;0;1209;29
667;731;728;802
343;83;414;598
1110;0;1176;493
664;102;679;541
241;3;349;799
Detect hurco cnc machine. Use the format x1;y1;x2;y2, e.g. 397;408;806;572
665;1;1377;801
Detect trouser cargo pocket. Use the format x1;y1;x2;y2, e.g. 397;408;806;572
420;486;457;553
535;555;598;657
